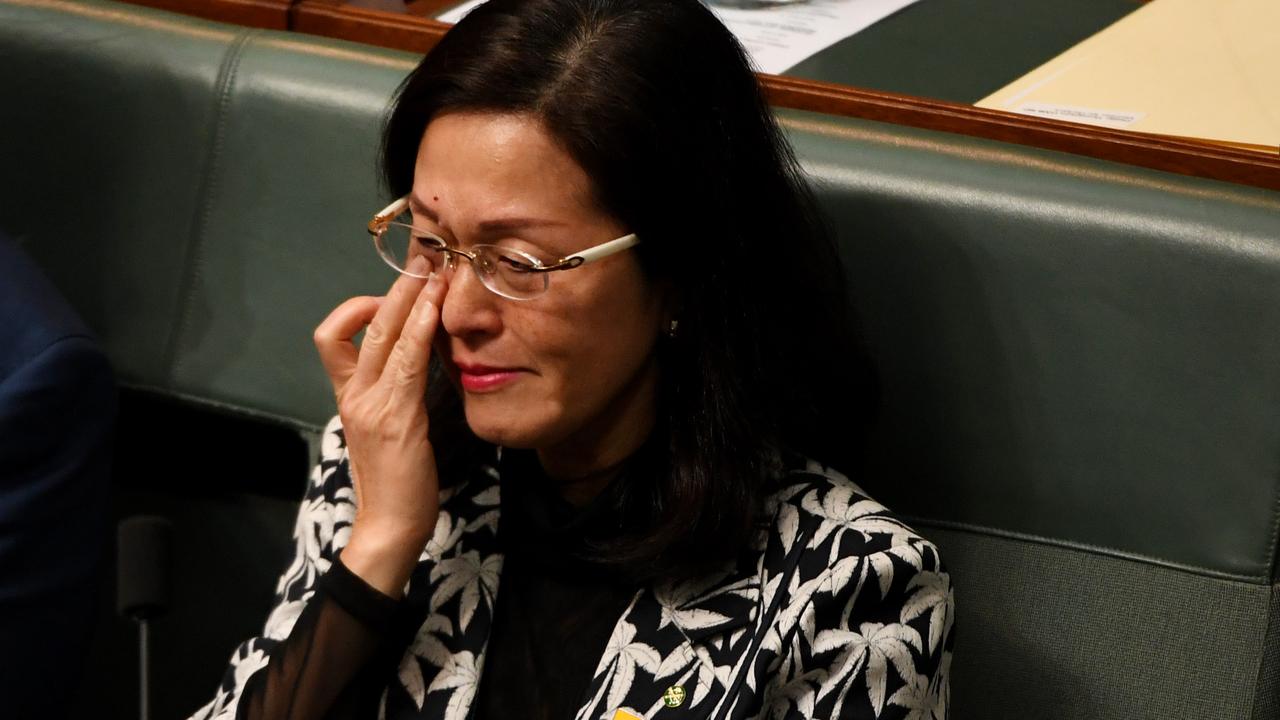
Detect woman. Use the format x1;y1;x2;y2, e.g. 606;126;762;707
193;0;953;718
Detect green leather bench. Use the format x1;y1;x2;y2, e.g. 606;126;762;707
1;1;1276;717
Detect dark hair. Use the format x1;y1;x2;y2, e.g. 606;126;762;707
382;0;874;581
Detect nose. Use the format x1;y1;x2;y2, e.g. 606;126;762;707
439;255;503;340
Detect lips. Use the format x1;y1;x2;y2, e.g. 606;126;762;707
453;361;524;393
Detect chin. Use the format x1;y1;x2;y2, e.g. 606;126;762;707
462;400;562;450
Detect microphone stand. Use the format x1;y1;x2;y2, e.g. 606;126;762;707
117;516;173;720
138;617;151;720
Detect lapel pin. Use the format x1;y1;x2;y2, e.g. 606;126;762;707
662;685;686;708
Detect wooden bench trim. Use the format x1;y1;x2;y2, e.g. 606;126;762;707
120;0;1280;191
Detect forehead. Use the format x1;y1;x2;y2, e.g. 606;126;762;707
411;112;596;218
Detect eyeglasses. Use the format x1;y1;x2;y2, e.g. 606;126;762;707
366;196;640;301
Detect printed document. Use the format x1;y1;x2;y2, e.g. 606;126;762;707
438;0;921;75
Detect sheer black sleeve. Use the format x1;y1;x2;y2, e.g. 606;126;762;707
188;417;393;720
235;557;401;720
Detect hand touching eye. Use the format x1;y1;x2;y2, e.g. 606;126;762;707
312;258;449;597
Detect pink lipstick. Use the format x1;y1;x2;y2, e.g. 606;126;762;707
454;362;522;393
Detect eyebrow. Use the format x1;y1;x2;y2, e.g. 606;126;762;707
408;193;568;235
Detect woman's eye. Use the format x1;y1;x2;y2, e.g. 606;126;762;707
491;235;556;258
498;255;537;273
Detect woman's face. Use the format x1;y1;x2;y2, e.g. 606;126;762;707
412;112;665;473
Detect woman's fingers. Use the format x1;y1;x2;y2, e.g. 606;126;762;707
314;295;383;396
351;257;431;390
316;267;447;600
387;273;449;403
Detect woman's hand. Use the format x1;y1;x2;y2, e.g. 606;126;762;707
313;258;449;597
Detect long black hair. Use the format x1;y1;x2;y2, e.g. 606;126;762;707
382;0;875;581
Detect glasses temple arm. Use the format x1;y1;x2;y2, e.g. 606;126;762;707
368;196;411;235
557;233;640;268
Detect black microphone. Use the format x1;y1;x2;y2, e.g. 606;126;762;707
117;516;172;619
117;516;173;720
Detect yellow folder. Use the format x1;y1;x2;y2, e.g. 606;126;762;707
976;0;1279;153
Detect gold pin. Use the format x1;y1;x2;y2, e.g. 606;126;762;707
662;685;686;708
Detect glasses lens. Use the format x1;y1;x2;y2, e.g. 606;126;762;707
474;246;548;299
377;223;448;277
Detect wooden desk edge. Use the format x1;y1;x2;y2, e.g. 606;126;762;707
121;0;1280;192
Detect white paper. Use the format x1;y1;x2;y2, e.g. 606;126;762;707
436;0;485;24
1015;102;1145;129
703;0;919;74
438;0;921;75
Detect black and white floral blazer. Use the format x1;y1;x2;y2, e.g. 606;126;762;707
192;417;954;720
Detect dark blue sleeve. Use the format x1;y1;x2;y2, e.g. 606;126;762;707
0;235;116;718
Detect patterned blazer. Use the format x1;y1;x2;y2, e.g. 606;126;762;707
192;418;954;720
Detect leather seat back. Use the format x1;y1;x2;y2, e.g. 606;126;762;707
1;1;1276;717
786;112;1280;718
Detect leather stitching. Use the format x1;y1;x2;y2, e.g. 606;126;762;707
7;0;237;42
1263;468;1280;583
116;380;322;436
161;30;257;391
907;515;1274;585
1246;584;1280;718
779;112;1280;213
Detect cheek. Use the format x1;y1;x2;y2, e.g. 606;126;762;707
538;270;658;360
533;285;660;394
513;319;582;388
458;264;662;446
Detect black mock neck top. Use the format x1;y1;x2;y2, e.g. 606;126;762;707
472;447;642;720
234;443;653;720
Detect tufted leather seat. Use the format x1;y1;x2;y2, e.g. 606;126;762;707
1;1;1276;717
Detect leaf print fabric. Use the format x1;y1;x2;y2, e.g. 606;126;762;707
749;476;953;720
188;419;953;720
189;416;353;720
429;552;500;632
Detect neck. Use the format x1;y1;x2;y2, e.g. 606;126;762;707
542;456;631;506
536;360;658;507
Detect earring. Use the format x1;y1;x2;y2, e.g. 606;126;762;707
665;319;679;338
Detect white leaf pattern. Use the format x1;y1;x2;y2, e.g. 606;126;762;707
655;645;692;679
397;655;425;709
777;503;800;556
262;598;307;641
427;651;480;720
870;551;896;599
472;484;500;506
594;620;663;713
231;648;268;696
765;668;822;719
815;622;923;716
425;512;461;560
902;571;952;654
408;622;452;664
188;419;953;720
429;552;501;632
